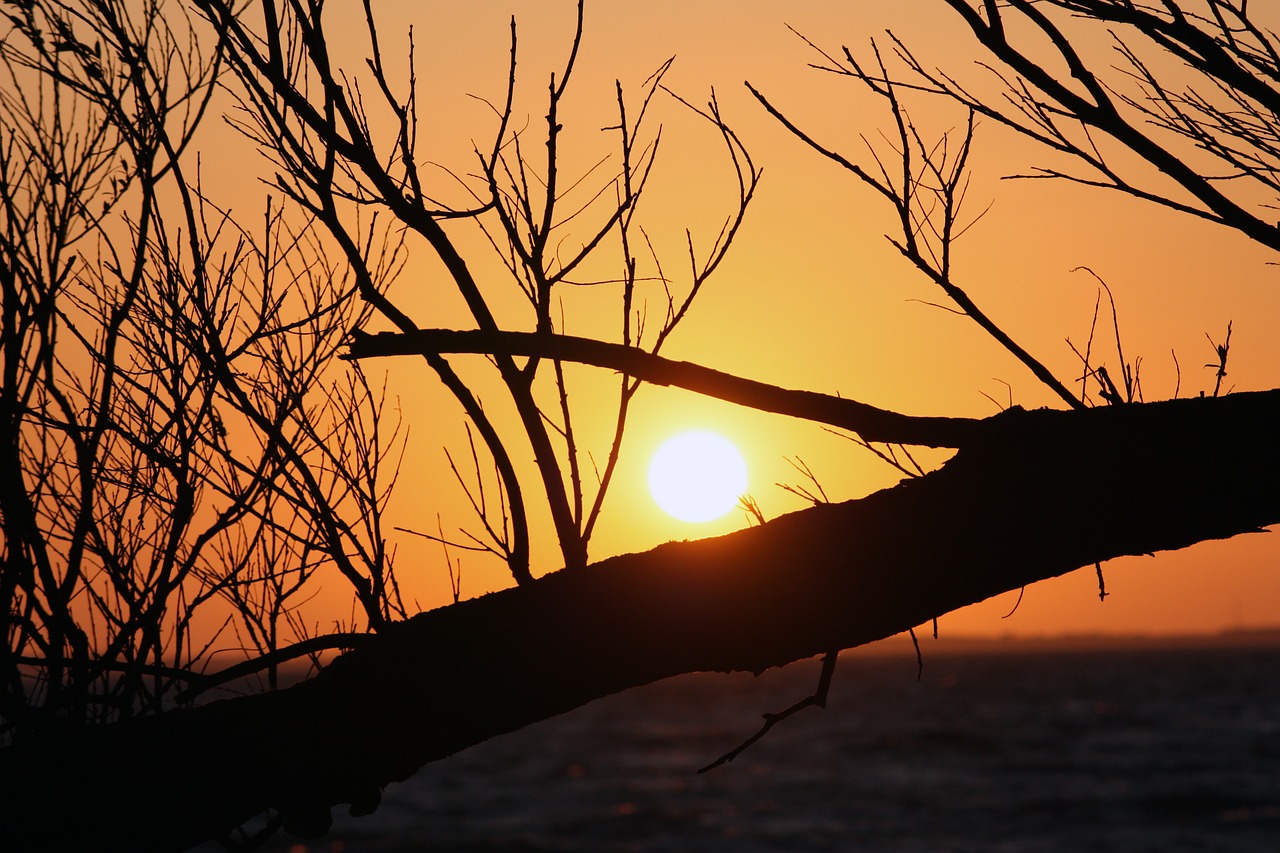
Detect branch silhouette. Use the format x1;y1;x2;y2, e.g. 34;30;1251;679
346;328;986;448
3;389;1276;851
5;3;1280;851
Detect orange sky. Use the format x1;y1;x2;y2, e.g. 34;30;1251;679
210;2;1279;638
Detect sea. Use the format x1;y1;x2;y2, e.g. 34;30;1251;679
241;632;1280;852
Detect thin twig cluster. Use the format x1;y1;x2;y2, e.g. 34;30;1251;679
1;0;406;738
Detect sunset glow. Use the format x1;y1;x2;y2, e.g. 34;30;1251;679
33;0;1275;644
648;432;749;523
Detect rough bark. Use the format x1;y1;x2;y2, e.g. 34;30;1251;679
1;390;1277;852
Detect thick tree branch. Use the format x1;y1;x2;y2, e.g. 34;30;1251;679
2;390;1277;851
346;328;986;448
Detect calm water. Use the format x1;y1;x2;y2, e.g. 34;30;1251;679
247;635;1280;852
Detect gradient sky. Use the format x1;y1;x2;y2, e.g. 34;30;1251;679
248;2;1279;637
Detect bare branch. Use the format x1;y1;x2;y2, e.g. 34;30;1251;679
347;328;985;448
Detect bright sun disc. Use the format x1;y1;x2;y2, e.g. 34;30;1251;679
648;431;748;523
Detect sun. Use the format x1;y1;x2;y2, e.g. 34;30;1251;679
648;431;748;523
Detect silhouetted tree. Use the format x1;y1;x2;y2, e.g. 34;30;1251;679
0;0;404;768
0;2;1276;850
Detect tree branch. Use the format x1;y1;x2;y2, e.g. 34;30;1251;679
4;389;1276;851
345;328;987;448
937;0;1280;253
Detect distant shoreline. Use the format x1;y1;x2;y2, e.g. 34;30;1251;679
855;626;1280;657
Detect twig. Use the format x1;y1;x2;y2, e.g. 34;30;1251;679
778;456;830;505
908;627;924;681
698;650;838;773
737;494;766;526
1206;320;1232;397
1002;586;1026;618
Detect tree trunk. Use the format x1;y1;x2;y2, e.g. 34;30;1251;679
2;391;1277;852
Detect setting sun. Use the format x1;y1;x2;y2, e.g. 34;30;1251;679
648;431;748;523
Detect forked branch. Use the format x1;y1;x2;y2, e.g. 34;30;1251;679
747;37;1083;410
